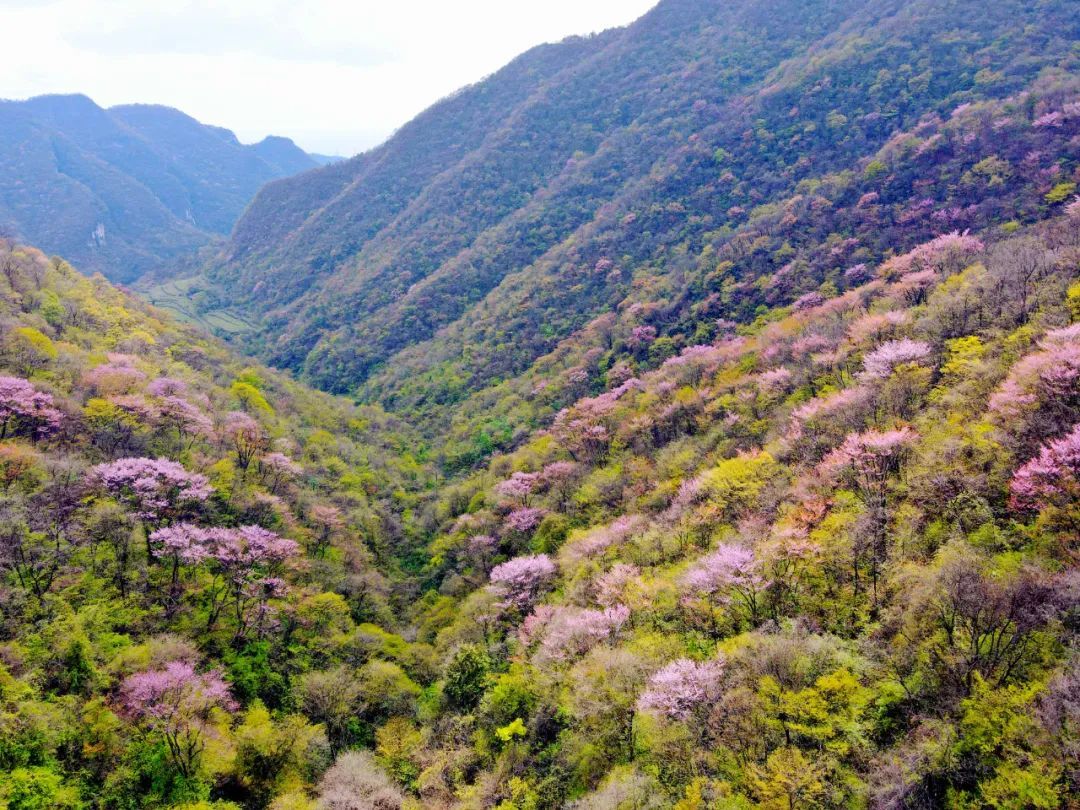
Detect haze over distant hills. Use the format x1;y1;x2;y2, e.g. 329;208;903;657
0;93;322;282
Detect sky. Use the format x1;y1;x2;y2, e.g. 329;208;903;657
0;0;658;156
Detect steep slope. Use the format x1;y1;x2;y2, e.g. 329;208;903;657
209;0;1080;410
0;94;319;282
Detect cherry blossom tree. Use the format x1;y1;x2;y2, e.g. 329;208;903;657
820;427;918;599
495;471;541;505
989;326;1080;449
156;395;213;449
0;376;63;439
637;657;726;721
84;356;146;395
222;411;268;473
520;604;630;663
90;457;211;523
879;230;984;279
149;523;211;603
595;562;641;607
120;661;235;778
859;339;932;380
201;526;299;638
258;451;303;495
683;544;768;624
505;506;545;535
307;503;344;556
489;553;557;611
1009;423;1080;514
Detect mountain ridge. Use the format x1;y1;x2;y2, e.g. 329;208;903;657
0;93;321;282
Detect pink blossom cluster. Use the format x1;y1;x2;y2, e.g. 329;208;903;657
757;366;793;394
636;657;726;721
988;327;1080;422
146;377;188;397
467;534;498;557
859;339;932;380
495;471;541;503
541;460;579;484
1009;423;1080;512
683;544;767;598
789;334;832;359
788;386;872;438
90;457;212;520
847;311;910;344
259;451;303;477
562;515;645;562
121;660;236;722
157;395;214;438
489;553;557;610
520;604;630;663
819;427;918;489
149;523;298;570
628;325;657;347
879;230;984;278
594;562;641;607
505;506;546;534
0;375;64;438
1066;197;1080;219
84;360;147;394
844;263;872;282
792;292;826;312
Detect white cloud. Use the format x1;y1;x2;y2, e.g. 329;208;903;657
0;0;659;155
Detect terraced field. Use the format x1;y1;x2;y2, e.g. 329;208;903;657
141;275;258;335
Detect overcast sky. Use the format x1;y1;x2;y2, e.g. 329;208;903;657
0;0;658;156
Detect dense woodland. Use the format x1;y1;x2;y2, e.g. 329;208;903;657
1;0;1080;808
0;95;320;283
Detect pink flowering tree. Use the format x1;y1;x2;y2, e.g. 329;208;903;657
637;657;726;722
258;451;303;495
495;471;541;505
541;460;580;507
520;604;630;664
1009;424;1080;526
222;411;268;473
879;230;984;279
683;544;768;625
595;562;641;607
201;526;299;639
306;503;344;557
84;359;146;395
156;395;213;450
552;409;611;463
820;427;918;600
149;523;211;604
0;376;63;439
561;515;646;565
859;339;932;381
989;326;1080;451
505;506;545;536
90;457;211;525
489;554;557;612
120;661;236;778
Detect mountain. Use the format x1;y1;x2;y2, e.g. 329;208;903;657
203;0;1079;427
1;207;1079;806
2;0;1080;807
0;94;320;282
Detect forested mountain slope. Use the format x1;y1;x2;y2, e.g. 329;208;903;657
2;206;1080;807
207;0;1079;419
0;95;318;282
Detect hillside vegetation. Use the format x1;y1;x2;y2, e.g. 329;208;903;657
0;95;319;282
205;0;1079;426
1;0;1080;807
2;203;1080;807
